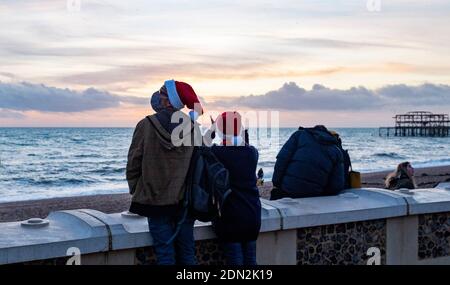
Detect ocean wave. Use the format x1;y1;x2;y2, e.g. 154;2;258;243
258;161;275;167
70;138;87;143
12;177;98;186
74;154;103;158
87;166;126;175
414;158;450;169
372;152;405;159
5;142;33;146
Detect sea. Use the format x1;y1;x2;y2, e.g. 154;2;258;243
1;127;449;202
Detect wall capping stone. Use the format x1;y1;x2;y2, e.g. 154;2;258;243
0;210;109;264
435;182;450;191
402;188;450;215
1;187;450;265
260;189;407;229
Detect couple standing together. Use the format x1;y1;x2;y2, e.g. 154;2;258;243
126;80;261;265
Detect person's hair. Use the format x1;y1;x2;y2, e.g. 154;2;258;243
159;85;168;96
385;161;417;189
158;85;174;110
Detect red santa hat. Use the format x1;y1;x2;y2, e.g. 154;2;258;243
216;111;244;146
164;80;203;120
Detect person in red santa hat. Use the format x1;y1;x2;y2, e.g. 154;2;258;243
126;80;212;265
210;111;262;265
164;79;204;121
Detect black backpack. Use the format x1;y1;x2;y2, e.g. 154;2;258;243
331;132;352;189
164;146;232;245
184;146;232;222
340;148;352;189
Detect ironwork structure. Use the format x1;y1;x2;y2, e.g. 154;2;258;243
379;111;450;137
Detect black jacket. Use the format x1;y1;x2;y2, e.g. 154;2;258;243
271;126;345;199
211;145;261;242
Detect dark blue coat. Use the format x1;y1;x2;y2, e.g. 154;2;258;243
271;126;344;199
211;145;261;242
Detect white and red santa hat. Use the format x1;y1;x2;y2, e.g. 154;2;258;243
164;80;203;120
216;111;244;146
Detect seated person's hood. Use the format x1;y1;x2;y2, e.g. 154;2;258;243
306;126;339;145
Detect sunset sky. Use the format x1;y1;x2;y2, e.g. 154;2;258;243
1;0;449;127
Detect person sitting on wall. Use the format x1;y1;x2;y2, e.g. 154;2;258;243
270;125;345;200
385;161;416;190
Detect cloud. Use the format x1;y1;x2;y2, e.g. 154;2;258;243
0;81;147;112
0;38;176;58
0;109;26;119
2;81;449;116
377;83;450;105
58;61;424;88
58;61;272;85
280;37;419;50
209;82;450;110
0;72;15;78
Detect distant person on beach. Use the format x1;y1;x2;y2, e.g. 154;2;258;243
270;125;345;200
126;80;206;265
385;161;416;190
257;168;264;186
210;111;261;265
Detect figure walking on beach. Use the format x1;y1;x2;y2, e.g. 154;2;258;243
210;111;261;265
385;162;416;190
126;80;204;265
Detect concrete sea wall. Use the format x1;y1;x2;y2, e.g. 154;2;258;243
1;183;450;265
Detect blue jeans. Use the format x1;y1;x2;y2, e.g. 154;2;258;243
147;216;196;265
223;241;257;265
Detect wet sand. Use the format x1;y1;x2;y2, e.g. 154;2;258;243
1;165;450;223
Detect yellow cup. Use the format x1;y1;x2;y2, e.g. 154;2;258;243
349;171;362;189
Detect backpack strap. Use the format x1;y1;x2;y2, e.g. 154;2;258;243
348;152;353;172
164;203;189;245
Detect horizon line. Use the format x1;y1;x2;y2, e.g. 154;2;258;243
0;126;388;129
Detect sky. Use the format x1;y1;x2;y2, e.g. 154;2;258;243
0;0;449;127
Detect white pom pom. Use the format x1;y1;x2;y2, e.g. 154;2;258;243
189;110;199;121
